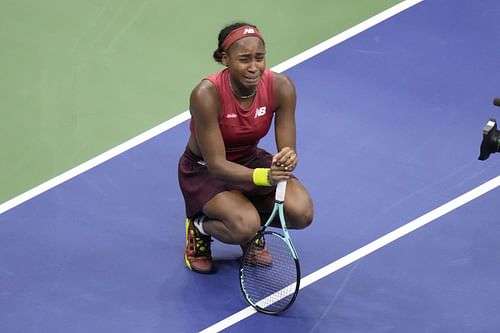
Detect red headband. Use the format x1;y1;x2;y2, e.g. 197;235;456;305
221;25;265;51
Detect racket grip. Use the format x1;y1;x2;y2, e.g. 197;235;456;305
275;180;287;202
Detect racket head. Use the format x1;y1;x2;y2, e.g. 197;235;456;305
239;230;301;315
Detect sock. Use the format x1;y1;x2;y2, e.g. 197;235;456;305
193;215;209;236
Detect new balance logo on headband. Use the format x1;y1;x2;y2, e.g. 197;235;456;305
222;25;264;50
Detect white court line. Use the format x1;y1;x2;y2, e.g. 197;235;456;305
0;0;424;215
200;0;432;331
0;113;191;214
200;175;500;333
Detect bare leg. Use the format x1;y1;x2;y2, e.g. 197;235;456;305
201;178;313;244
201;190;262;245
252;178;314;229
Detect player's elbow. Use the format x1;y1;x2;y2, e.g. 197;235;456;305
205;160;227;180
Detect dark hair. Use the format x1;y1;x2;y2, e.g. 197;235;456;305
212;22;258;63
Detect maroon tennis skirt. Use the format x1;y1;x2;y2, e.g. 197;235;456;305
178;147;276;218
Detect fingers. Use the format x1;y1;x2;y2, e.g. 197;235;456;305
269;167;292;184
272;147;298;172
270;164;293;174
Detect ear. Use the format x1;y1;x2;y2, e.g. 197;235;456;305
221;52;229;66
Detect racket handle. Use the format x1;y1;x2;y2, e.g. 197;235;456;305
275;180;287;202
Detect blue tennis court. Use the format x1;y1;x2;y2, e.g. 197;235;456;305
2;0;500;332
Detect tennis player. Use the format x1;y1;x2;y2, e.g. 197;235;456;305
178;22;314;273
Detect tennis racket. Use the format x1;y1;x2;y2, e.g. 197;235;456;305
239;180;301;315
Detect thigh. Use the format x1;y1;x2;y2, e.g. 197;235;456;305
283;179;314;228
202;190;261;232
250;178;314;229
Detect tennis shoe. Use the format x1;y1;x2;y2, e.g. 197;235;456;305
184;218;214;274
242;235;272;266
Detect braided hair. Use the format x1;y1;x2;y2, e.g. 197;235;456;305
212;22;259;63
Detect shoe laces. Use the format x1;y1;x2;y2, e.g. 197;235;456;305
192;230;212;257
254;235;266;249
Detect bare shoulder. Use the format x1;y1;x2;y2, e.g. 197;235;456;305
190;79;217;103
272;71;296;106
189;79;219;116
272;71;295;91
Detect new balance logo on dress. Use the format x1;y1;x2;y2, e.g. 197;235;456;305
226;113;237;118
255;107;266;118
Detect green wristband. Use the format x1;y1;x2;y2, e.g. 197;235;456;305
253;168;271;186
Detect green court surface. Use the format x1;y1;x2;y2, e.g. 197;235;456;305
0;0;403;205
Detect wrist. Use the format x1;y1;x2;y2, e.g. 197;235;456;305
267;169;276;186
252;168;272;186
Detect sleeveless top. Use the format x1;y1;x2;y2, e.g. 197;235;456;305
189;68;275;161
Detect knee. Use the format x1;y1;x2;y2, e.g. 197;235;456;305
299;205;314;229
229;212;261;244
284;180;314;229
289;204;314;229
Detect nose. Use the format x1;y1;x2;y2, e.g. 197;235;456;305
248;60;257;72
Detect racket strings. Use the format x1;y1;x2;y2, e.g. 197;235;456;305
241;232;299;313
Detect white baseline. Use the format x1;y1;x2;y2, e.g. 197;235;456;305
200;175;500;332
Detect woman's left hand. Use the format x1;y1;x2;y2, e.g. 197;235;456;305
272;147;298;172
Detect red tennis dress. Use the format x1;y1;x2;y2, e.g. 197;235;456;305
179;68;276;218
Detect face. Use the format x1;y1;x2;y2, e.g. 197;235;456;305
222;37;266;90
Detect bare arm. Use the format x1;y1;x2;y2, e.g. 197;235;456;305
272;72;298;171
189;80;253;183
